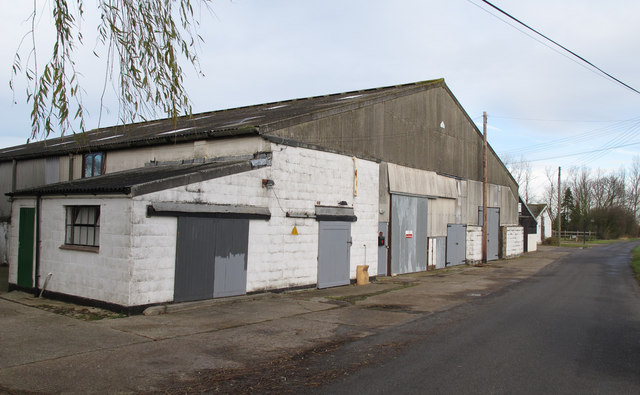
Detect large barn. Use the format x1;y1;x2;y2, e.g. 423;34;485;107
1;79;523;313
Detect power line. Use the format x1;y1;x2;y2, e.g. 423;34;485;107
508;141;640;164
490;115;628;123
476;0;640;95
465;0;604;82
498;117;640;158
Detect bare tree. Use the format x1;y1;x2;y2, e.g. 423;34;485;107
592;170;626;209
11;0;211;140
544;166;558;221
628;155;640;218
567;166;591;219
504;154;534;203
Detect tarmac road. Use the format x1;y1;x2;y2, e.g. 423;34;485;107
318;241;640;394
0;244;636;393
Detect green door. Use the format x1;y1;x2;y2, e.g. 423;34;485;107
17;207;35;288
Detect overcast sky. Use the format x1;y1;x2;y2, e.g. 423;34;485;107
2;0;639;201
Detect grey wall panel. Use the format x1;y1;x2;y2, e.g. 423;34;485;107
478;207;500;261
213;218;249;297
266;84;519;200
378;222;388;276
428;198;457;237
15;158;46;190
174;217;249;302
378;162;390;223
416;197;428;271
174;217;216;302
391;194;428;275
45;157;60;184
435;236;446;269
318;221;351;288
487;208;499;261
446;224;466;266
0;162;13;220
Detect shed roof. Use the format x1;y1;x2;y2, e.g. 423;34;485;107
7;159;263;197
0;79;444;161
528;203;548;218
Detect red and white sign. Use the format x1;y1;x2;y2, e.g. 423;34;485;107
405;230;413;239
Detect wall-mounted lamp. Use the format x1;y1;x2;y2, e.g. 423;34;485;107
262;179;275;188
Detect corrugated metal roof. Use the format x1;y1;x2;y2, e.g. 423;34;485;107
0;79;444;161
7;160;258;197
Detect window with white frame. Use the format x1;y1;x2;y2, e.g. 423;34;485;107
65;206;100;247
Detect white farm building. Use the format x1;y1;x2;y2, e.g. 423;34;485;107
1;80;524;313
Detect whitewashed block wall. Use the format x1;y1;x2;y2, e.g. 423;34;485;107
466;225;482;264
502;226;524;259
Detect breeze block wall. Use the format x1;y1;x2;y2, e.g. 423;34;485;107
501;225;524;259
247;144;379;291
466;225;482;264
137;143;379;300
9;196;134;306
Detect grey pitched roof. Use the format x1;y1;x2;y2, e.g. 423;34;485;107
0;79;444;161
7;159;264;197
528;204;548;218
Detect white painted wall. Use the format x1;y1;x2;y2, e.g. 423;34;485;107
536;208;553;243
8;196;134;305
527;234;538;252
7;198;36;285
138;143;379;300
502;226;524;259
128;201;177;306
466;225;482;264
0;221;8;265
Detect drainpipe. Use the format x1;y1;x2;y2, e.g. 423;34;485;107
34;195;41;297
11;159;17;193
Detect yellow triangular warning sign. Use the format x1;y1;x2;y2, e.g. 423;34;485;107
291;226;299;235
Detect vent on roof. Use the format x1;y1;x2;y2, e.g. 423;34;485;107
189;114;216;121
140;120;165;128
94;134;124;142
48;141;74;147
336;94;363;101
219;116;264;128
1;146;26;153
157;127;195;136
265;104;288;110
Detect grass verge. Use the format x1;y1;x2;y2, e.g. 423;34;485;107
561;239;631;248
632;244;640;284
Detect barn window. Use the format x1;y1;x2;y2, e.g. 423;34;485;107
83;152;104;178
65;206;100;247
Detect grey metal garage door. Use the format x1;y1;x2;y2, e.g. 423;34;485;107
174;217;249;302
479;207;500;261
391;194;428;275
317;221;351;289
446;224;466;266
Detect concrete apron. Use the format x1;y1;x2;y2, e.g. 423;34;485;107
0;246;569;393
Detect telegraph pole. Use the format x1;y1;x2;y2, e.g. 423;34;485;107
557;166;562;246
482;112;488;263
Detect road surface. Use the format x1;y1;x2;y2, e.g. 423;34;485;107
317;242;640;394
